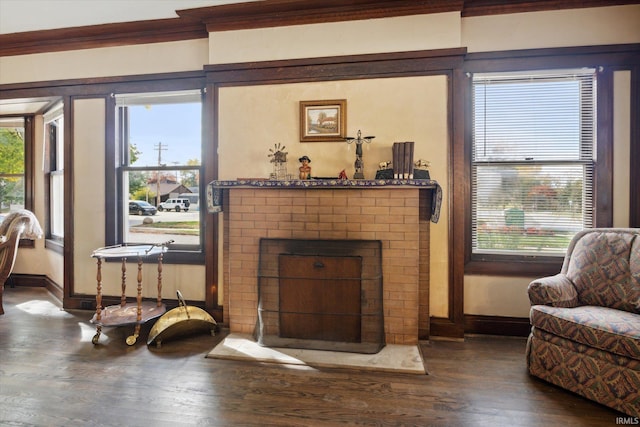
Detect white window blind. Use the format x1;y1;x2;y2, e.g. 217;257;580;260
471;69;596;256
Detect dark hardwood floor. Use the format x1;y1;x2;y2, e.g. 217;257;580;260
0;287;622;426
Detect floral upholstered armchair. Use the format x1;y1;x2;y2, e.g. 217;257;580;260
526;228;640;416
0;209;43;315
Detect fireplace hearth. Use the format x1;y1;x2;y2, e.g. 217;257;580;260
255;238;383;354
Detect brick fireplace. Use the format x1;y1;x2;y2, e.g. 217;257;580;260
208;180;439;345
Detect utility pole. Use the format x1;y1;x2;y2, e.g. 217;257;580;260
154;142;168;206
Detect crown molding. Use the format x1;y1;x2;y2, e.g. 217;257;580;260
0;0;636;57
0;17;208;57
461;0;639;17
177;0;463;32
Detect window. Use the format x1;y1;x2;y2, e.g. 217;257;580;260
44;103;64;241
0;118;26;215
115;90;203;255
471;69;596;260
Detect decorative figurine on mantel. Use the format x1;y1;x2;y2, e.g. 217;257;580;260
268;143;288;180
413;159;431;179
298;155;311;179
345;130;375;179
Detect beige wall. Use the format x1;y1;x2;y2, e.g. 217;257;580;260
0;39;209;84
218;76;450;316
209;12;461;64
462;5;640;52
3;5;638;319
614;71;632;228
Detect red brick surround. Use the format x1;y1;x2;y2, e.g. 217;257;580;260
222;187;431;345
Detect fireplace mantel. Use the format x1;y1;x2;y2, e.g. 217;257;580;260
207;178;442;223
208;178;439;345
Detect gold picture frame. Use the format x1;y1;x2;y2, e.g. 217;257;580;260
299;99;346;142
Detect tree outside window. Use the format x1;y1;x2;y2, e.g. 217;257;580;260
0;119;25;214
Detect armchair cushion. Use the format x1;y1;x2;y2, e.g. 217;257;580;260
531;305;640;361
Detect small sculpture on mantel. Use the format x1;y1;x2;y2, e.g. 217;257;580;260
268;143;288;180
298;155;311;180
413;159;431;180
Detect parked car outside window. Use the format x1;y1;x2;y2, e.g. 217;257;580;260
158;198;190;212
129;200;157;216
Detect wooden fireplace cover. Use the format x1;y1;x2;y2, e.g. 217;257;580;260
278;254;362;343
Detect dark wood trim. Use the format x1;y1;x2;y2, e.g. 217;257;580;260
9;274;63;303
445;68;468;339
465;259;563;277
204;83;221;321
461;0;639;17
62;291;224;325
205;48;467;86
462;44;640;276
181;0;638;31
104;95;118;247
0;71;206;99
464;44;640;72
1;1;636;58
23;115;35;213
631;65;640;227
0;18;208;57
430;317;465;339
63;96;74;306
464;314;531;337
178;0;463;32
596;68;614;227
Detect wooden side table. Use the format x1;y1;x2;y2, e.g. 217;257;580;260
90;242;171;345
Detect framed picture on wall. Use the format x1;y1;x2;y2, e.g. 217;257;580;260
299;99;346;142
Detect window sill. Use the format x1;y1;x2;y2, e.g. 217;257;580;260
465;257;563;277
102;250;205;265
45;238;64;255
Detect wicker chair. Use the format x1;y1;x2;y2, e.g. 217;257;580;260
0;210;43;315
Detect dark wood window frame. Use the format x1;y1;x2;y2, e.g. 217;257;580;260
104;82;207;265
43;102;66;254
461;44;640;278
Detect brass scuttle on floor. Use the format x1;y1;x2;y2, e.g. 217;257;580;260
147;290;217;348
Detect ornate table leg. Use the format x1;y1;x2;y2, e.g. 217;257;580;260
126;256;143;346
156;251;163;307
92;258;103;345
120;257;127;307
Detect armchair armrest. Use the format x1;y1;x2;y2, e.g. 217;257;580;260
528;274;579;308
